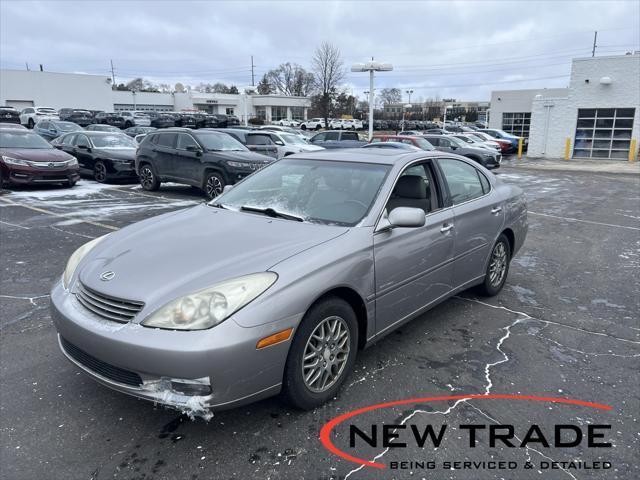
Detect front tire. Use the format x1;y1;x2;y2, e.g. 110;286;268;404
283;297;358;410
93;161;108;183
27;118;35;129
139;163;160;191
477;234;511;296
204;171;225;199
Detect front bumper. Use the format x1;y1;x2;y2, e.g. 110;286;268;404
5;166;80;185
50;281;293;411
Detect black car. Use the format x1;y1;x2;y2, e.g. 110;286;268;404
173;113;197;129
146;111;176;128
52;131;138;182
135;128;273;198
123;126;157;137
94;112;126;129
0;106;21;124
58;109;94;126
209;128;279;158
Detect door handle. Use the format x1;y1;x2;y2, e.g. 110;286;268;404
440;223;454;233
491;206;502;214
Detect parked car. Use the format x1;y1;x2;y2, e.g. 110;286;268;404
252;130;324;158
371;135;436;151
20;107;59;128
0;129;79;187
300;118;327;130
0;106;21;124
211;128;279;159
452;133;501;152
58;109;94;127
274;119;300;127
226;115;241;126
361;141;421;151
124;126;157;137
135;128;273;198
308;130;366;149
173;113;197;129
94;112;126;129
423;134;501;169
468;131;512;154
33;120;84;141
146;112;176;129
52;131;138;183
50;149;527;412
85;124;121;133
0;122;27;130
425;128;449;135
119;111;151;128
340;119;363;130
479;129;522;153
398;130;422;136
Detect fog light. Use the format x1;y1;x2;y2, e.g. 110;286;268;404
166;376;211;396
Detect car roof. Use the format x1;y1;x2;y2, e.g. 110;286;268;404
289;148;439;165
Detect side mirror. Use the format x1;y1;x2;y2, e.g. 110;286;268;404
274;140;285;146
185;145;201;152
377;207;425;232
451;145;458;150
54;144;63;150
77;145;90;151
223;185;234;193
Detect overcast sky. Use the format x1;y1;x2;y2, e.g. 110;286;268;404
1;0;638;102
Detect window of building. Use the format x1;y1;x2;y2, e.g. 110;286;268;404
290;106;304;120
573;108;635;159
255;107;267;121
271;106;287;121
226;108;234;115
502;112;531;138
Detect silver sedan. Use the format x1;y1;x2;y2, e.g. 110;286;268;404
50;149;527;414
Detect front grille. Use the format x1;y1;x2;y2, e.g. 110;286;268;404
61;337;143;387
75;282;144;323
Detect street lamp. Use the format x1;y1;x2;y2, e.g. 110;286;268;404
405;89;413;104
351;61;393;140
442;105;452;127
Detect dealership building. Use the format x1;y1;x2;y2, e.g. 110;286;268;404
490;53;639;160
0;70;311;123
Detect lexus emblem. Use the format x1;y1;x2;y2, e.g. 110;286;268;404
100;271;116;281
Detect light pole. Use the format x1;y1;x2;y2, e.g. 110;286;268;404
351;61;393;140
405;89;413;104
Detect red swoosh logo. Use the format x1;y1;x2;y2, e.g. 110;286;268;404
319;393;612;469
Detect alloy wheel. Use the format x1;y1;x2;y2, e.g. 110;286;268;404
206;175;223;198
94;162;107;182
489;242;508;287
302;316;350;393
140;166;154;189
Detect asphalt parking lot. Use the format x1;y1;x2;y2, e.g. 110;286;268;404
1;166;638;480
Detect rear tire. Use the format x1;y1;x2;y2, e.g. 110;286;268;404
139;163;160;191
283;297;358;410
27;118;35;129
477;234;511;296
300;124;307;130
204;171;225;199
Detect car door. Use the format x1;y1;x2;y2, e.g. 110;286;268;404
73;134;95;173
373;161;455;335
309;132;326;146
152;132;178;179
173;133;203;184
322;131;341;148
436;157;504;288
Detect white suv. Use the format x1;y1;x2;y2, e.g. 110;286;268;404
300;118;327;130
20;107;59;128
120;111;151;128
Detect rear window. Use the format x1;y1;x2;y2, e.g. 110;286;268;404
342;132;359;141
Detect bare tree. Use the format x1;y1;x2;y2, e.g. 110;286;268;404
311;42;346;127
379;88;402;105
267;63;315;96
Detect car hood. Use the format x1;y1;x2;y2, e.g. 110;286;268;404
298;144;324;152
93;148;136;161
77;204;347;310
204;150;272;162
0;147;74;162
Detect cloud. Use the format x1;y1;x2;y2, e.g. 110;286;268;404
1;0;638;100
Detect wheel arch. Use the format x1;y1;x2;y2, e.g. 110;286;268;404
501;227;515;256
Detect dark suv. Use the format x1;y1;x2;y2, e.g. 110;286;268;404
0;106;21;124
94;112;125;129
135;128;273;198
58;109;94;126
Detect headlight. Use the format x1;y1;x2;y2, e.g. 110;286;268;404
141;272;277;330
2;156;29;166
227;160;252;168
62;235;108;289
67;158;78;167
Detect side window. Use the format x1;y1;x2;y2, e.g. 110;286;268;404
312;133;326;142
75;135;90;147
39;121;49;129
176;134;200;150
270;134;284;145
62;134;77;146
246;134;272;145
342;132;359;141
438;158;485;205
156;133;176;148
386;162;439;214
478;171;491;194
325;132;340;141
426;137;439;146
439;138;452;148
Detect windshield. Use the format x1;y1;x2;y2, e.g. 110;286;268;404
214;159;390;226
412;137;436;150
280;133;307;145
196;132;248;151
90;134;137;149
53;121;82;131
0;131;52;149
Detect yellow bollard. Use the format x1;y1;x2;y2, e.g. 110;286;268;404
517;138;523;160
629;139;637;162
564;137;571;160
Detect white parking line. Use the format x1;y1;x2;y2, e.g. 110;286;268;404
529;211;640;231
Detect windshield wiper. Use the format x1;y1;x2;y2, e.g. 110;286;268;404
240;205;304;222
209;202;228;209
